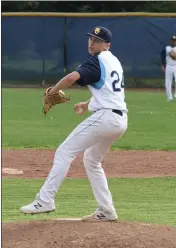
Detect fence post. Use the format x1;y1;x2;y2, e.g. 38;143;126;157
63;16;67;74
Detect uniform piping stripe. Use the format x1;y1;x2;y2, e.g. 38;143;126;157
73;111;106;137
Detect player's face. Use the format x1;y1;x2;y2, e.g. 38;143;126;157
170;40;176;47
88;36;110;55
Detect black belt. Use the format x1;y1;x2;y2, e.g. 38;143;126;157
112;109;123;116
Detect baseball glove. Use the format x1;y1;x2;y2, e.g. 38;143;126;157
42;87;70;115
169;50;176;60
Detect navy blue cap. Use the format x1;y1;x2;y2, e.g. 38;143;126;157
171;35;176;40
86;26;112;43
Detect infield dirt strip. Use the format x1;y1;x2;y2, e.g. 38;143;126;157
2;149;176;248
2;149;176;178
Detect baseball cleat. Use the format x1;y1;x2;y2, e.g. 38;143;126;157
82;206;118;222
20;194;55;214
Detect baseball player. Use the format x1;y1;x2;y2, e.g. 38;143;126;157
20;26;128;221
160;36;176;101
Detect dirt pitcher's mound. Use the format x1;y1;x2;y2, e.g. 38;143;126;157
2;220;176;248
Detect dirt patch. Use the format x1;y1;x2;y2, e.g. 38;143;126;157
2;220;176;248
2;149;176;178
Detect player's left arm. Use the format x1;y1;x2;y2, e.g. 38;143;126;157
169;50;176;60
49;72;81;94
48;56;101;94
75;56;101;86
73;56;101;115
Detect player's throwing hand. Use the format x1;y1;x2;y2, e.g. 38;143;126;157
74;101;89;115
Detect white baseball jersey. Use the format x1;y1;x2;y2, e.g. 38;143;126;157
165;46;176;66
161;45;176;100
76;51;127;113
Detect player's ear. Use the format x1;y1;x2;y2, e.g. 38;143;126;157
106;43;111;50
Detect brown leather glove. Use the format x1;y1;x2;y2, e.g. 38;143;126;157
169;50;176;60
42;87;70;115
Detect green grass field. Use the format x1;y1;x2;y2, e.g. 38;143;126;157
2;88;176;150
2;88;176;226
2;177;176;226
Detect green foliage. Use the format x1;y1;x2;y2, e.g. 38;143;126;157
141;2;176;13
2;1;176;13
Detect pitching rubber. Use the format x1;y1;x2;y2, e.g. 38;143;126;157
55;218;82;221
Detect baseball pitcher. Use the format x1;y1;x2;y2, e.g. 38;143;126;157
161;36;176;101
20;26;128;221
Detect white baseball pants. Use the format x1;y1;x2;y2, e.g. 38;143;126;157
39;109;128;212
165;65;176;100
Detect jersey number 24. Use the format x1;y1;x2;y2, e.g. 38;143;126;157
111;71;124;92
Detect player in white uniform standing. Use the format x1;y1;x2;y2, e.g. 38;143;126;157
161;36;176;101
20;26;128;221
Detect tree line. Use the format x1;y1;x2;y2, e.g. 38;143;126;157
2;1;176;13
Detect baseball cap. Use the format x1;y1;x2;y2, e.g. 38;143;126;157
86;26;112;43
170;35;176;40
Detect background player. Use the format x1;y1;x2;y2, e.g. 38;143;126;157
20;26;128;221
161;36;176;101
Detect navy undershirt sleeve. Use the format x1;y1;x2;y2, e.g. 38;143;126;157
160;47;166;66
76;56;101;86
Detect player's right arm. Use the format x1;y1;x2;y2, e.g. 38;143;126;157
160;47;166;72
74;100;90;115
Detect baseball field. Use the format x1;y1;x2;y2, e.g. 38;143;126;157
2;88;176;248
